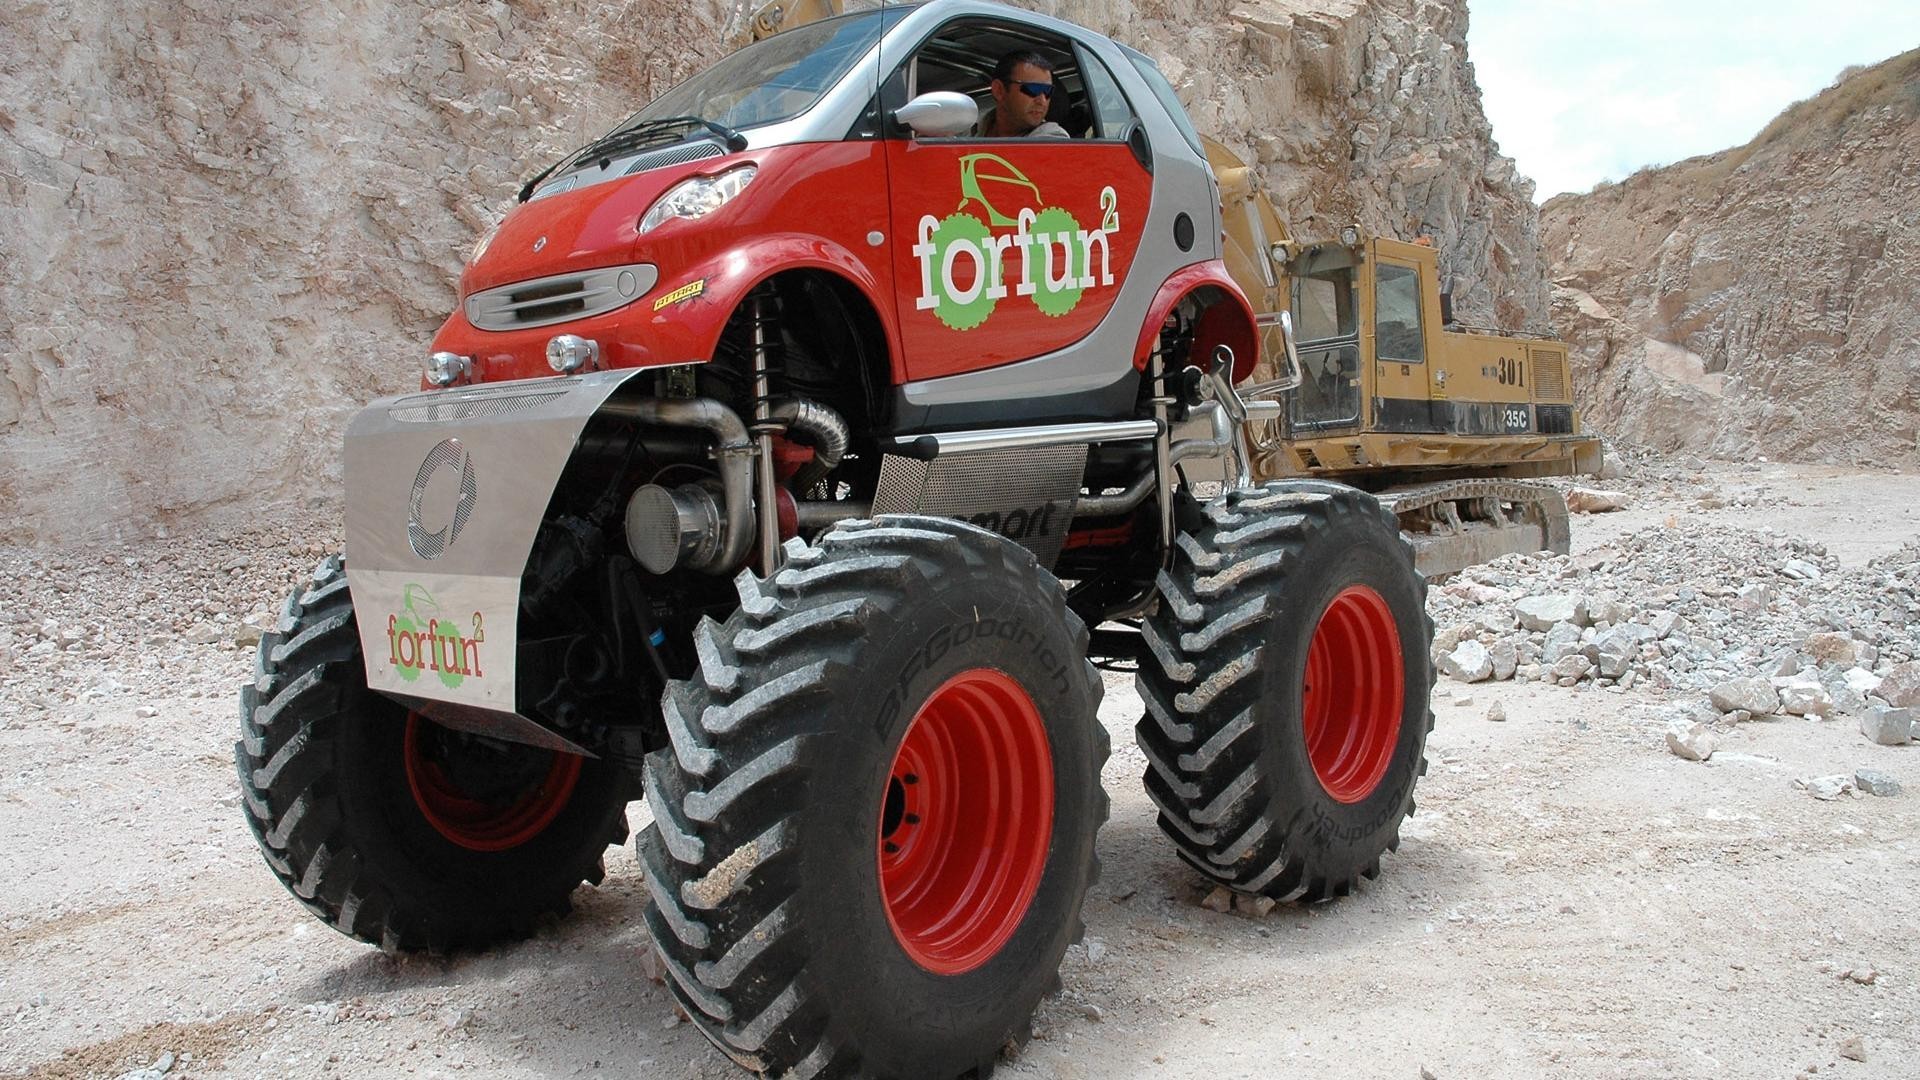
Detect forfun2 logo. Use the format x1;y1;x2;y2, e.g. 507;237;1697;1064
912;154;1120;331
385;583;486;689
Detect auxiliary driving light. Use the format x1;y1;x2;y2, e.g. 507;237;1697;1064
1340;224;1362;248
424;351;471;386
547;334;600;373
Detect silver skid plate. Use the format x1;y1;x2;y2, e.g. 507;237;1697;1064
342;370;642;714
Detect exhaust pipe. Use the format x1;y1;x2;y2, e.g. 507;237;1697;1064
619;395;854;575
614;397;755;575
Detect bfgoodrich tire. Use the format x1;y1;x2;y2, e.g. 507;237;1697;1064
236;556;631;951
638;517;1107;1079
1136;481;1433;900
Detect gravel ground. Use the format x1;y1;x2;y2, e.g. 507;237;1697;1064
2;455;1917;1079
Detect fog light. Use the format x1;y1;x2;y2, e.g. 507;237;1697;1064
547;334;600;373
424;351;471;386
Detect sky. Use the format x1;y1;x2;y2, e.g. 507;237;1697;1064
1466;1;1920;201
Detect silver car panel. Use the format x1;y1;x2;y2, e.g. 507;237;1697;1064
343;370;644;713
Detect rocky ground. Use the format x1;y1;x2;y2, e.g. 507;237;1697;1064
2;450;1917;1079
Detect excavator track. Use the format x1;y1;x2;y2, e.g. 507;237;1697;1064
1380;478;1570;579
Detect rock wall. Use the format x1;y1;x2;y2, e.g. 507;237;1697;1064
1043;0;1550;332
1542;49;1920;464
1;0;1544;542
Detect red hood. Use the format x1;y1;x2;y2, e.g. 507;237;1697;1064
459;153;743;297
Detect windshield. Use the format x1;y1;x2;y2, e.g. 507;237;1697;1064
618;9;900;134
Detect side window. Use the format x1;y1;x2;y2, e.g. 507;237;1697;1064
887;22;1091;139
1375;264;1425;363
1074;43;1135;139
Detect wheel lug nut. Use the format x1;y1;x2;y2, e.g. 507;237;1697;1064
905;813;920;825
904;773;919;784
884;841;899;853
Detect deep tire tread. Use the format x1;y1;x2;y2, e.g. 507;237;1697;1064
638;517;1105;1079
1135;482;1435;903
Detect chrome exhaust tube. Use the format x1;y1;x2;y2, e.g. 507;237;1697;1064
1075;404;1237;517
1208;345;1284;489
770;399;850;492
793;499;871;532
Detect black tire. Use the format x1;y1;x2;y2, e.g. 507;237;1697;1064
638;517;1107;1080
1135;481;1433;900
236;555;631;951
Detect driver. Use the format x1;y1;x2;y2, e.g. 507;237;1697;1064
976;50;1069;138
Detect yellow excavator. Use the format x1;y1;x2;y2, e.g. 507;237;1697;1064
745;0;1600;575
1210;143;1601;573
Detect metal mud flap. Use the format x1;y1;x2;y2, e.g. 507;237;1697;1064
342;370;644;746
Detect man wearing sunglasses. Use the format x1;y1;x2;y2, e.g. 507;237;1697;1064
977;50;1069;138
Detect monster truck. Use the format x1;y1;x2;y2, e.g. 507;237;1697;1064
236;2;1434;1076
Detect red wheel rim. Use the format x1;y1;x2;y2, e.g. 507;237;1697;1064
403;714;583;852
1301;586;1405;804
877;668;1054;976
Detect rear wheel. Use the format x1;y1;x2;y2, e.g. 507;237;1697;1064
236;556;631;951
638;517;1107;1079
1136;482;1433;900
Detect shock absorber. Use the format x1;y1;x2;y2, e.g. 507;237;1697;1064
749;288;782;577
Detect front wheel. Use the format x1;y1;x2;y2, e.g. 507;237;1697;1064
235;556;632;951
638;518;1107;1079
1136;482;1433;900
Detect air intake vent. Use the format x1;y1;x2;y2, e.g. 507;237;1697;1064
464;262;659;332
625;140;724;176
527;140;725;201
1530;348;1568;401
388;385;570;423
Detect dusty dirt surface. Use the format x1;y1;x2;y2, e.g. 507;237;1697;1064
3;457;1917;1080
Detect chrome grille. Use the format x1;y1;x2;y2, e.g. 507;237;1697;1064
464;263;659;332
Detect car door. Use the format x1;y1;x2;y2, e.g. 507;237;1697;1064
883;22;1153;383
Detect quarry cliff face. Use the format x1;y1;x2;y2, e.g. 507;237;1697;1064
1542;49;1920;465
0;0;1543;542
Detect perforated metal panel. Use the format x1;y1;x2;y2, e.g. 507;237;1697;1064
873;445;1087;568
388;389;568;424
1530;347;1568;402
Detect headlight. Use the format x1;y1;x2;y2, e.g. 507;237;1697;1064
425;352;471;387
638;165;757;235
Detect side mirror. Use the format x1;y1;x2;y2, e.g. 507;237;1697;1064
893;92;979;137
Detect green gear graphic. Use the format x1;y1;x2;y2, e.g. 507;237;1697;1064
394;585;465;689
1027;206;1086;318
928;213;997;332
392;613;422;683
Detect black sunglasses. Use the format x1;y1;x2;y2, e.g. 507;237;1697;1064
1012;81;1053;98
